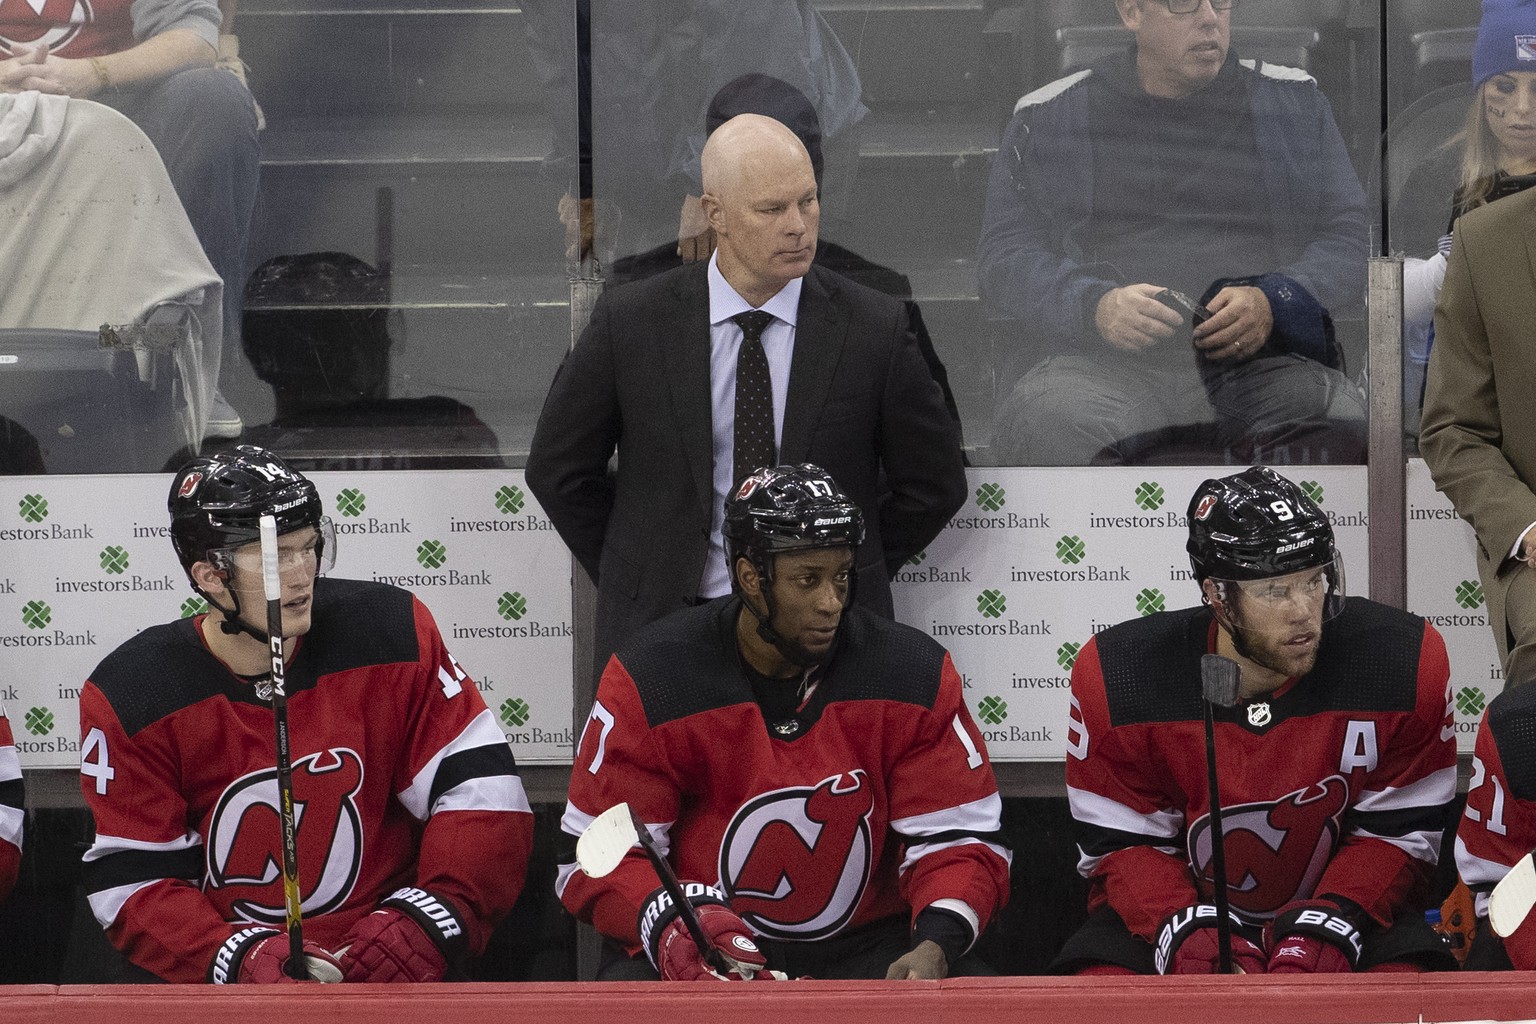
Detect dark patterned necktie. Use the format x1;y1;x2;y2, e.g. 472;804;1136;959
732;310;777;489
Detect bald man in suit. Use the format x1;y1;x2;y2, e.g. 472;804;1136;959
1421;187;1536;689
526;114;966;678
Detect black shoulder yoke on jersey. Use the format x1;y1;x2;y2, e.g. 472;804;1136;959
88;577;420;736
617;597;948;729
1487;685;1536;802
1095;597;1426;727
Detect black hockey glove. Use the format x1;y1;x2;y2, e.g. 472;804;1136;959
1154;903;1267;975
1264;898;1363;973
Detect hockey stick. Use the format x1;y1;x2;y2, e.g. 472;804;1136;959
1490;853;1536;939
1200;653;1241;974
260;515;307;980
575;802;739;977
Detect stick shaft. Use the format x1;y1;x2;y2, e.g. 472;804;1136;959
260;516;307;980
1203;701;1233;974
629;813;733;975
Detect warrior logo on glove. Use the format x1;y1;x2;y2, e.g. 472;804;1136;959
205;749;366;922
719;770;874;940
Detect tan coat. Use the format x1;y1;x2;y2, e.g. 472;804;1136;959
1421;186;1536;683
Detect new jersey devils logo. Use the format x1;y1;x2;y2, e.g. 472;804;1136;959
718;770;875;940
206;748;365;923
0;0;93;54
1187;775;1349;919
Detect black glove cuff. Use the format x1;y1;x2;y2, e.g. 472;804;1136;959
912;906;974;965
1154;903;1243;975
209;926;280;984
379;885;471;965
1271;902;1363;968
638;882;730;972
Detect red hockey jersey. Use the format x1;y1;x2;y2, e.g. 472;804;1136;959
79;577;533;982
1067;598;1456;942
1455;683;1536;942
0;704;20;900
559;598;1010;954
0;0;217;59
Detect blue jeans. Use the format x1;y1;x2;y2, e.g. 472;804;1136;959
107;67;261;390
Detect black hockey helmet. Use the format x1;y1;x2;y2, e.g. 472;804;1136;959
724;464;864;582
1186;466;1335;583
169;444;333;578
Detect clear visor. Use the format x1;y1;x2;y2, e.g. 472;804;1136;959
213;517;337;577
1219;557;1345;621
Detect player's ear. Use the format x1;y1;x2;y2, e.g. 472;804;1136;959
191;560;228;595
735;556;761;599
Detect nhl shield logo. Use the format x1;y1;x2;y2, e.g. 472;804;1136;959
1246;701;1272;727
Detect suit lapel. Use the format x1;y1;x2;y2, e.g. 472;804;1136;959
661;266;716;519
781;267;848;462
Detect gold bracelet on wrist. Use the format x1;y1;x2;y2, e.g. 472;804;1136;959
87;56;112;93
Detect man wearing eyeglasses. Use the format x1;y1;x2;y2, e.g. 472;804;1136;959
978;0;1368;466
1055;467;1458;974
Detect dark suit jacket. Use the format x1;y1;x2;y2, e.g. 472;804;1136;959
525;262;967;673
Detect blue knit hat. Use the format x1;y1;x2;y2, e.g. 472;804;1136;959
1475;0;1536;87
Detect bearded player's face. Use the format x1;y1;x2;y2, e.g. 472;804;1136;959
1225;566;1327;679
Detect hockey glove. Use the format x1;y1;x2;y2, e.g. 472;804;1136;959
338;886;470;983
210;927;344;984
1264;899;1362;974
639;882;777;981
1154;904;1267;975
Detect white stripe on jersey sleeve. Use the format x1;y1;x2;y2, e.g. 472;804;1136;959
1349;825;1441;863
1455;833;1513;892
0;742;19;783
1067;784;1184;839
89;879;160;928
898;836;1012;877
1352;765;1457;815
398;709;517;821
83;830;203;863
925;897;980;953
557;801;675;899
433;774;532;816
890;793;1003;837
0;804;20;850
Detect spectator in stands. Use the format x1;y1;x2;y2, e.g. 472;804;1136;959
0;0;260;440
1420;188;1536;693
977;0;1368;466
1057;467;1457;975
525;113;966;681
1395;0;1536;428
558;465;1009;981
0;702;20;902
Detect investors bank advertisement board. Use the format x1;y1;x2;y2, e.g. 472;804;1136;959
0;464;1503;768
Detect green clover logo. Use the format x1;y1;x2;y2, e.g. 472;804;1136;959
977;589;1006;619
1134;481;1165;512
100;545;129;575
21;600;50;630
1300;480;1324;506
1135;588;1165;616
1455;580;1485;610
497;591;528;621
336;488;367;518
23;706;53;736
1057;641;1082;672
907;549;927;567
974;482;1005;513
417;539;448;569
18;493;47;523
499;698;531;728
1456;687;1487;718
495;485;525;516
180;596;208;619
1056;535;1086;565
976;696;1007;726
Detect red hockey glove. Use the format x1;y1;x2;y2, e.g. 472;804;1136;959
1154;904;1267;975
338;886;470;983
209;927;344;984
639;882;777;981
1264;900;1362;974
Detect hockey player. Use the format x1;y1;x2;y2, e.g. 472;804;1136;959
1453;683;1536;969
1057;466;1458;975
558;464;1010;981
78;445;533;983
0;703;20;901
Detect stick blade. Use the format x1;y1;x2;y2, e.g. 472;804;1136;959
576;802;641;879
1491;853;1536;938
1200;653;1241;708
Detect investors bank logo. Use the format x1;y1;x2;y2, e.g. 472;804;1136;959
6;492;91;541
977;696;1007;725
447;482;552;535
100;546;129;575
497;694;572;746
495;485;525;515
1300;480;1324;505
977;589;1005;619
1055;535;1086;565
22;601;50;630
6;601;96;648
19;493;47;523
500;697;530;728
1456;580;1485;610
975;482;1005;513
56;546;173;594
498;591;528;621
449;590;571;642
180;597;208;619
1134;481;1165;511
1136;588;1165;616
1057;642;1082;671
417;539;448;569
332;487;409;536
931;589;1051;638
1456;687;1486;718
336;488;366;517
893;548;972;585
24;706;53;737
